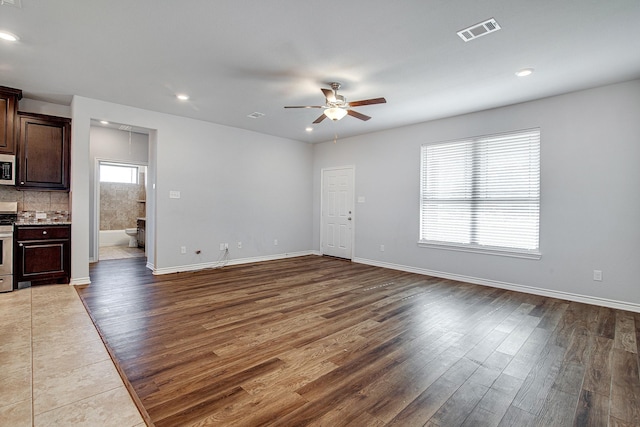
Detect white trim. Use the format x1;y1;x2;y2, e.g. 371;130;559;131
353;257;640;313
320;165;355;260
417;241;542;260
69;277;91;286
151;251;319;275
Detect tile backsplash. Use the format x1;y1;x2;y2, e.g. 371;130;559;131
17;210;70;224
0;185;70;211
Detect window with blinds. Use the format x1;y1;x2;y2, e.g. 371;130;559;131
419;128;541;258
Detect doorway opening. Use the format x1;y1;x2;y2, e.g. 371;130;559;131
97;160;147;260
89;121;152;262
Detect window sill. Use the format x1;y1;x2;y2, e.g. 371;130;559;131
417;241;541;260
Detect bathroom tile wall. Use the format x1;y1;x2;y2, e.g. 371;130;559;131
100;182;145;230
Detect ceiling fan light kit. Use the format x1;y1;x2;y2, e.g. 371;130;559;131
324;107;348;121
285;82;386;124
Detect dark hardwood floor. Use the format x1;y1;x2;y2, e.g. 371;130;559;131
78;255;640;426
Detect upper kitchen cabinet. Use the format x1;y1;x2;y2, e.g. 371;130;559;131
0;86;23;155
16;112;71;191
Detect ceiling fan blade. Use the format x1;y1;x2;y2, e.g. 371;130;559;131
321;88;336;103
313;114;328;124
284;105;324;109
347;109;371;121
348;97;387;107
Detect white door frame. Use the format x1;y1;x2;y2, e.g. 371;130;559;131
320;165;355;260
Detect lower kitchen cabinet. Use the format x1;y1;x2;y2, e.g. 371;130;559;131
14;224;70;287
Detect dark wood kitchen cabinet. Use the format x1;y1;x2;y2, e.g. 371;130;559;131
14;224;71;287
16;112;71;191
0;86;22;154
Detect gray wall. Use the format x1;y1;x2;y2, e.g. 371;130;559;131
313;79;640;307
69;79;640;309
89;126;149;260
71;98;314;282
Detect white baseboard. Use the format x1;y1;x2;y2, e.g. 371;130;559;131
151;251;318;276
70;277;91;286
353;257;640;313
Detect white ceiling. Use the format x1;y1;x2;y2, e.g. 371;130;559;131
1;1;639;143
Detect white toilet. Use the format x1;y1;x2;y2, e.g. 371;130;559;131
125;228;138;247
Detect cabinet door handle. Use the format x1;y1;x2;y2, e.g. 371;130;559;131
43;231;47;235
19;243;23;247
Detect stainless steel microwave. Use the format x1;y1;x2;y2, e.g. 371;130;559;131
0;154;15;185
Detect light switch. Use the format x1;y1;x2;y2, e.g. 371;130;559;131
169;190;181;199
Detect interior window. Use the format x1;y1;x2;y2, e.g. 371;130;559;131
100;163;139;184
419;128;541;258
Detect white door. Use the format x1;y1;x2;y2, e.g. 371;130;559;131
321;167;354;259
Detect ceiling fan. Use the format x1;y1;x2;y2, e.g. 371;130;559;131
285;82;386;124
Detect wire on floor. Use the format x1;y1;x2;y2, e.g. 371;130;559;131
205;247;230;270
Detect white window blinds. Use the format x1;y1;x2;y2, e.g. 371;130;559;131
420;128;540;258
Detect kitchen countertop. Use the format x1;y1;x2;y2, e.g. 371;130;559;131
14;221;72;226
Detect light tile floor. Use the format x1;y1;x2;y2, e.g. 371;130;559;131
99;246;145;261
0;285;145;427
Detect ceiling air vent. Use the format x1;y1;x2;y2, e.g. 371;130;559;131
247;112;265;119
0;0;22;8
119;125;133;131
457;18;501;42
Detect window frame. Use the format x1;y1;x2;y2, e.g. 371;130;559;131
418;128;541;260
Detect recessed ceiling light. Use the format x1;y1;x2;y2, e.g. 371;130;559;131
305;127;313;132
176;94;189;101
0;0;23;8
100;120;109;125
0;31;19;42
516;68;534;77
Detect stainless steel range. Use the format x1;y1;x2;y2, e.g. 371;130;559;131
0;201;17;292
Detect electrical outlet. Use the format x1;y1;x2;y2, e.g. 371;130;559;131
180;246;186;254
593;270;603;281
169;190;181;199
224;243;229;249
219;243;225;251
274;239;278;246
237;242;242;249
380;244;385;252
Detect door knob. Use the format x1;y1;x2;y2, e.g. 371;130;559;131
348;217;352;220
